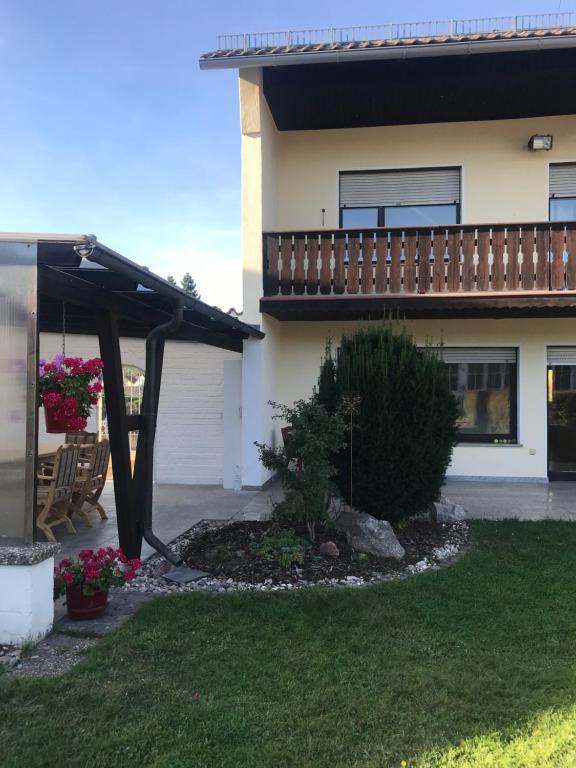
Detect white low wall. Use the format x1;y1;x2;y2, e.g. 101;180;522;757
0;556;54;645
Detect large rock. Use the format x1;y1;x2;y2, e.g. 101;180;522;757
329;499;405;560
429;496;466;523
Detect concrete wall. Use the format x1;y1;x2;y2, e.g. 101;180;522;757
39;334;240;485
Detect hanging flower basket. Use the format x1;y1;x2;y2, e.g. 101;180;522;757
54;548;142;621
39;355;104;433
44;405;72;434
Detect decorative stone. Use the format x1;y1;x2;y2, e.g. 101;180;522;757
329;499;405;560
319;541;340;558
429;496;466;523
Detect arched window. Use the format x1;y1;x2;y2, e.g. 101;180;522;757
123;365;145;416
123;365;145;453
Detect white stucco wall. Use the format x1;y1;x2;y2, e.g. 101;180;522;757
237;70;576;483
266;318;576;480
39;334;240;485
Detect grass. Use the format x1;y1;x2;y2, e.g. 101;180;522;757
2;521;576;767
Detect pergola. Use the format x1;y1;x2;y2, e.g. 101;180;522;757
1;233;263;562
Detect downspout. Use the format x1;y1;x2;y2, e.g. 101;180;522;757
140;302;184;565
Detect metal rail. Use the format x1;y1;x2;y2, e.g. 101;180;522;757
217;12;576;51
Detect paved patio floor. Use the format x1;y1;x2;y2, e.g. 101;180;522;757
444;479;576;521
52;479;576;562
56;482;282;561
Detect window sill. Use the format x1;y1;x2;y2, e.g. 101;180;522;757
456;442;523;448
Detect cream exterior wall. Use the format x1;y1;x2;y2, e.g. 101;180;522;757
238;69;576;483
273;115;576;231
270;318;576;480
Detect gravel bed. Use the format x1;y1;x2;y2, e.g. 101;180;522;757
122;518;469;596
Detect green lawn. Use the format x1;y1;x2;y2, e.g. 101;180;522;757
2;521;576;767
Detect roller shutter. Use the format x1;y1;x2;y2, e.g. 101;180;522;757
340;167;461;208
549;164;576;198
547;347;576;365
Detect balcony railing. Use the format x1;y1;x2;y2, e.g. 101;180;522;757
263;223;576;298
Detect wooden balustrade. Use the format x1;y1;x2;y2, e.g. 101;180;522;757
263;223;576;297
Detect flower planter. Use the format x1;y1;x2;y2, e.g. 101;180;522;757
66;585;109;620
43;406;70;434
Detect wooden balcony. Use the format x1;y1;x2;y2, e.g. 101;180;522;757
261;223;576;320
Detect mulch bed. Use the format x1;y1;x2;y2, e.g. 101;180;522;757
183;517;466;585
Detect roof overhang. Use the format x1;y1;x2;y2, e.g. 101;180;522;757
12;233;264;352
200;30;576;70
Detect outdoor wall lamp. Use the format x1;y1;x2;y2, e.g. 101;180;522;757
528;134;553;151
73;238;96;259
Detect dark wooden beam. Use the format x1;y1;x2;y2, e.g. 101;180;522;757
97;310;141;558
260;293;576;321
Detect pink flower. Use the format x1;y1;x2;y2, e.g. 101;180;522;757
43;392;62;408
128;558;142;571
62;571;74;585
124;570;136;582
79;549;93;561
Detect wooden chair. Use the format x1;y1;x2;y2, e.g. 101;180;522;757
70;440;111;526
65;431;97;445
36;444;81;543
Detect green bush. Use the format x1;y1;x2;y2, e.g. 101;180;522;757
317;325;459;523
255;398;345;541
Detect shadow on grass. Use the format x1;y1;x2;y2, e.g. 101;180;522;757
2;521;576;767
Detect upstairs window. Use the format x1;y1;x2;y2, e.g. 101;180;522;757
339;167;461;229
550;163;576;221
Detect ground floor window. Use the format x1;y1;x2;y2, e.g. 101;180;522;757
441;348;518;444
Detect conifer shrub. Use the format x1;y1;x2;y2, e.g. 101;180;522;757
317;325;459;523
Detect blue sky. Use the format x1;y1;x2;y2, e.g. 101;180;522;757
0;0;563;308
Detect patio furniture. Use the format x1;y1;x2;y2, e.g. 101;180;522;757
36;444;81;543
65;431;97;445
70;440;111;526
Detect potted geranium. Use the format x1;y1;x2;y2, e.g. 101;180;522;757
39;355;104;433
54;548;142;620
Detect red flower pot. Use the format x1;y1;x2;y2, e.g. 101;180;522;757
44;406;70;434
66;585;109;620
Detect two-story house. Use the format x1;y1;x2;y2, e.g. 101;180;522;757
201;13;576;489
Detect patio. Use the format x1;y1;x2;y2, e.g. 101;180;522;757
445;479;576;521
54;482;283;561
50;478;576;564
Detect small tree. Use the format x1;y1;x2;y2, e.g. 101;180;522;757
255;398;345;542
180;272;200;299
166;273;201;298
317;324;459;524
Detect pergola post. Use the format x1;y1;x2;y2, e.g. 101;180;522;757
97;310;141;558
